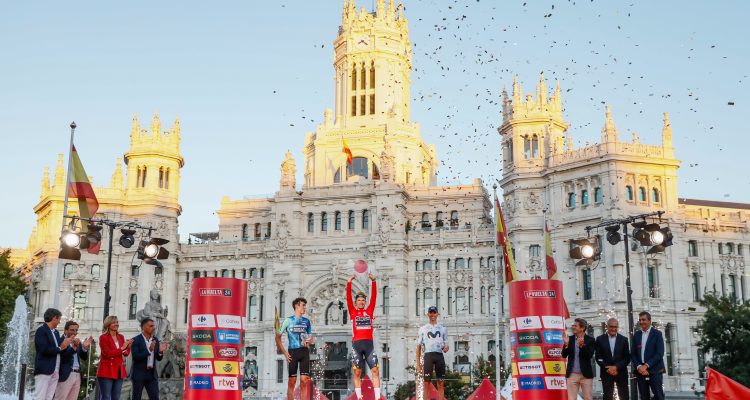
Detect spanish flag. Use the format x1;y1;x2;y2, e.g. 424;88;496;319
495;197;518;283
69;145;100;254
342;136;353;166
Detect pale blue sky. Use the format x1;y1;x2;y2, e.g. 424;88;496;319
1;1;748;247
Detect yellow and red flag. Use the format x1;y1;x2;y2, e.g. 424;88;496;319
69;145;100;254
342;137;353;166
495;197;518;283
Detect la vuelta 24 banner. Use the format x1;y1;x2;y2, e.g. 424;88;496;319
509;280;567;400
184;278;248;400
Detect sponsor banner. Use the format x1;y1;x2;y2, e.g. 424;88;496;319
518;376;545;390
191;329;215;343
517;331;543;345
542;316;564;330
215;346;240;359
510;318;517;332
185;278;248;400
544;345;564;359
543;331;565;345
216;330;242;344
189;361;214;375
517;361;545;376
509;333;517;346
216;314;242;329
516;316;543;330
544;361;566;375
213;361;239;375
188;376;212;390
190;345;214;359
545;376;567;390
212;376;239;391
510;279;568;400
517;346;543;360
192;314;216;328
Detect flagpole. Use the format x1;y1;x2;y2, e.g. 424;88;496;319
492;185;502;400
52;121;76;308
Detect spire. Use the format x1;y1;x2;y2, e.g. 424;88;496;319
387;0;396;20
397;2;405;20
343;0;353;25
111;157;124;190
512;74;521;103
53;153;65;189
501;85;510;119
131;113;140;142
602;105;618;143
41;166;50;198
662;112;673;146
537;72;547;106
150;112;161;137
553;80;562;109
566;132;573;152
376;0;386;17
172;116;181;139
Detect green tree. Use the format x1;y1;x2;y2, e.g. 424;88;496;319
695;293;750;386
470;355;497;391
0;250;28;340
78;344;99;400
393;366;469;400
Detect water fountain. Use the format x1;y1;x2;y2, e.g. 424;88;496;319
0;295;31;400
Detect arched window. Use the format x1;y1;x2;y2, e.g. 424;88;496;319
361;63;366;90
351;64;357;89
436;211;444;228
508;140;514;162
531;135;539;158
248;296;258;321
594;187;603;203
372;162;380;180
423;259;433;270
254;223;261;239
581;190;589;206
158;167;165;189
454;258;465;269
131;265;140;277
421;212;430;229
415;260;421;271
348;210;355;230
524;137;531;159
567;192;576;208
639;187;647;202
370;61;375;89
416;290;421;316
625;186;634;201
73;290;86;320
488;286;496;315
307;213;314;233
141;167;147;187
91;264;100;279
266;222;271;238
334;211;342;231
652;188;660;203
129;294;138;320
63;263;73;279
480;286;486;314
334;168;341;183
136;167;142;188
456;287;466;315
424;288;434;311
362;210;370;230
321;212;328;232
447;288;453;315
242;224;249;240
164;168;169;189
468;287;474;314
347;157;369;179
450;211;459;227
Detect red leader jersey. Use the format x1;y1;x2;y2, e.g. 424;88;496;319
346;279;377;342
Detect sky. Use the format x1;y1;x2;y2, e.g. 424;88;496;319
1;0;748;248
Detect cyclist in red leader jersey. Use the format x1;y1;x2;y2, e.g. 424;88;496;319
347;273;381;400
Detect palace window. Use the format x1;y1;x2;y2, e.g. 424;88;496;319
416;290;421;316
524;137;531;160
348;210;355;230
647;266;657;298
242;224;249;240
370;62;375;89
360;94;366;115
729;274;738;303
73;290;86;320
652;188;661;203
64;263;73;279
665;324;674;376
455;287;467;315
334;211;342;231
692;273;701;302
594;187;603;203
424;288;434;312
307;213;314;232
581;190;589;206
382;286;390;315
531;135;539;158
488;286;496;315
131;265;140;277
639;187;647;202
582;268;592;300
351;65;357;90
361;64;366;90
567;192;576;208
370;94;375;115
248;295;259;322
450;211;459;227
279;290;285;314
254;223;261;239
423;259;433;270
529;245;541;258
362;210;370;230
436;211;444;228
129;294;138;320
625;186;634;201
688;240;698;257
91;264;100;279
347;157;369;179
422;212;430;229
351;96;357;117
447;288;453;315
454;258;465;269
321;212;328;232
480;286;486;314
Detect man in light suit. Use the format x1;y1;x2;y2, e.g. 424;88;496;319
34;308;74;400
630;311;665;400
130;318;168;400
54;320;93;400
595;318;630;400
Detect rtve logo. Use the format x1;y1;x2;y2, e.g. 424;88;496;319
545;376;567;390
212;376;238;391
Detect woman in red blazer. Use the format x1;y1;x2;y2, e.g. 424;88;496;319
96;315;133;400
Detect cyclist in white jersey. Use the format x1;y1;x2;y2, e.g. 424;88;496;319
416;305;448;400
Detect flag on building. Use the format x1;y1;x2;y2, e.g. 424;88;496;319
69;145;100;254
706;367;750;399
545;220;570;319
495;197;518;283
342;137;353;166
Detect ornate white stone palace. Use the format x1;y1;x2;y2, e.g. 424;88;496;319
10;1;749;399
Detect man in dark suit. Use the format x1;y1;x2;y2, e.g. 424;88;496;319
54;320;93;400
562;318;596;400
34;308;74;400
595;318;630;400
130;318;168;400
630;311;665;400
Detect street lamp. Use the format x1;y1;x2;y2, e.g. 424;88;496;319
576;211;673;400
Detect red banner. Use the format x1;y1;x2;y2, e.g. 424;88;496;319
706;367;750;399
184;278;248;400
509;280;567;400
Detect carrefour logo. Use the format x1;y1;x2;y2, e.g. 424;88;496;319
545;376;567;390
517;346;543;360
516;316;542;329
517;331;542;345
543;331;565;344
544;361;566;375
190;345;214;359
216;330;241;344
191;314;216;328
518;377;545;390
190;329;214;343
188;376;212;390
517;361;544;376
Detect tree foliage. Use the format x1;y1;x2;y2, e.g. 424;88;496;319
0;249;28;340
695;293;750;387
